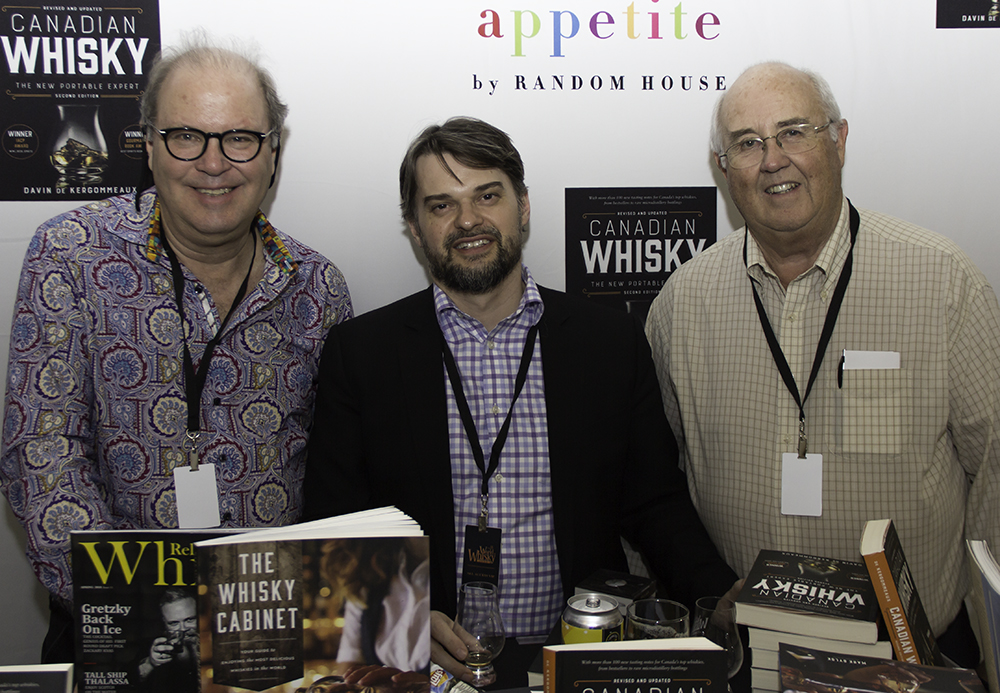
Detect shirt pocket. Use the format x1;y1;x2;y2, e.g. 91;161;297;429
837;368;911;455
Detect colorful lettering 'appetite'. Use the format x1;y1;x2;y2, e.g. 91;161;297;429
477;1;722;57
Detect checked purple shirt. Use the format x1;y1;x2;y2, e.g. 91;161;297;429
434;266;563;637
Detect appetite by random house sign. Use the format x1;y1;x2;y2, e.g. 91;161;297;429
1;0;160;201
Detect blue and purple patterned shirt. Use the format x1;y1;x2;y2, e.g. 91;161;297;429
0;189;352;603
435;266;563;637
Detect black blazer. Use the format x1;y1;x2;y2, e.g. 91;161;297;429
303;286;735;618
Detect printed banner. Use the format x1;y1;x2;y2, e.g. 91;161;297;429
937;0;999;27
1;1;160;201
565;186;716;323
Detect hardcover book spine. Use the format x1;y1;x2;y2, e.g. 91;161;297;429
862;546;918;663
543;647;556;693
866;522;943;666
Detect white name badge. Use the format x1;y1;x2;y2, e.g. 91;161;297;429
842;350;900;370
173;463;222;528
781;453;823;516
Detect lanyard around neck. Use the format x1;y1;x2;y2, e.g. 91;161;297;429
161;228;257;467
441;323;539;530
744;200;860;457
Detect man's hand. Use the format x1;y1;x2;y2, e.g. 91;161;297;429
342;664;430;693
698;578;744;634
719;578;744;611
149;637;176;666
137;637;174;679
430;611;479;683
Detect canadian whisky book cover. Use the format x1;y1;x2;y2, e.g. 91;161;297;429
543;637;727;693
735;549;881;644
860;519;943;666
778;643;986;693
71;528;232;693
196;508;430;693
564;186;716;324
0;0;161;201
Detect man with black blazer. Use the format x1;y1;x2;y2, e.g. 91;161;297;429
303;117;738;687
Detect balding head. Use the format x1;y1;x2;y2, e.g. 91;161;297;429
710;62;842;162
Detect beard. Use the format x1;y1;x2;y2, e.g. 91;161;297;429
418;224;524;295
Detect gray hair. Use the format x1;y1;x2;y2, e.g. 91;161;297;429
139;35;287;149
710;62;842;162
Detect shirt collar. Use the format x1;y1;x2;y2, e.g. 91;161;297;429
745;196;851;292
433;265;544;332
144;196;298;275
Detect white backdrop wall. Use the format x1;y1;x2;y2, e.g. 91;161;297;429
2;0;998;662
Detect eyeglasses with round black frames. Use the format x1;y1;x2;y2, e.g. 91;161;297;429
722;121;836;170
153;127;274;163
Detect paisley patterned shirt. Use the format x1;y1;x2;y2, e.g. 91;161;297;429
0;189;353;603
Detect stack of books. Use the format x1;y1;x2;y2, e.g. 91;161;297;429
735;549;890;693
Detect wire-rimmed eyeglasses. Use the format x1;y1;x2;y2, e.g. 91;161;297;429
153;127;274;163
722;121;835;170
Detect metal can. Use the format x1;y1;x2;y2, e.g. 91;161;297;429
560;593;623;643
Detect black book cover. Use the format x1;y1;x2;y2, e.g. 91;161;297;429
736;549;881;643
779;642;986;693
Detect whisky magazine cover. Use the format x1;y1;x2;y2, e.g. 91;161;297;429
71;528;230;693
1;0;160;201
197;529;430;693
564;186;716;323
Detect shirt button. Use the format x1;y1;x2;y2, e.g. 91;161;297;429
491;404;500;415
487;340;495;350
821;290;829;300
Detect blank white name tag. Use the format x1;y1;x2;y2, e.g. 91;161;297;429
842;350;900;370
781;453;823;516
173;463;222;528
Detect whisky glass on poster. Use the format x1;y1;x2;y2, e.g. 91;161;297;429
454;582;506;687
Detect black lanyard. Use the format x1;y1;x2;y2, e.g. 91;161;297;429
161;228;257;469
744;201;860;458
441;323;539;531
